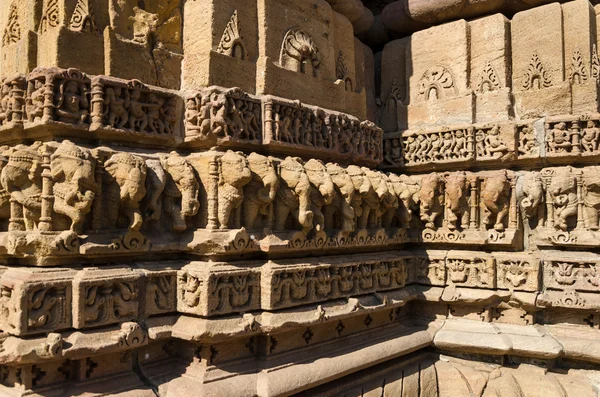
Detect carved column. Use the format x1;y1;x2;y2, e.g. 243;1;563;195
8;199;24;231
264;100;274;143
544;175;554;228
571;120;581;154
466;127;475;159
90;79;104;130
206;155;219;230
91;156;104;230
577;173;584;230
38;146;53;232
469;177;478;230
509;176;518;230
9;77;25;125
41;78;55;123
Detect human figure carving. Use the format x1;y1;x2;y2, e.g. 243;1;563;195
217;151;252;229
128;88;148;132
51;141;96;233
27;80;45;123
104;87;129;129
549;167;578;231
103;152;147;231
547;122;573;153
55;80;89;125
1;143;44;231
582;121;599;153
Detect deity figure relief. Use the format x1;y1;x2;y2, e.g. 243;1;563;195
275;106;295;143
103;153;148;231
217;151;252;229
104;87;129;129
51;141;96;233
546;122;573;153
480;126;509;159
548;167;578;231
55;80;89;125
480;171;511;232
582;121;600;153
384;138;402;166
1;143;44;231
243;153;279;230
27;80;46;123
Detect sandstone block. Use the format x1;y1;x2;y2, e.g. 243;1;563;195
177;261;261;317
0;268;75;336
72;268;140;329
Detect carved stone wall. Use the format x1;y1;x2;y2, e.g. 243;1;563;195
0;0;600;396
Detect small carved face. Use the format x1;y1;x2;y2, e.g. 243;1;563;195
61;157;94;187
107;162;147;203
588;121;596;128
65;81;78;94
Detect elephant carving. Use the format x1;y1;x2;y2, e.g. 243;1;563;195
50;140;96;233
1;142;44;231
444;171;470;230
243;153;279;230
360;168;389;229
160;152;200;232
217;151;252;229
0;149;13;227
385;174;415;228
549;167;578;232
346;165;373;229
142;159;167;224
275;157;314;234
304;159;335;232
324;163;356;233
480;171;511;232
583;167;600;230
103;152;147;231
520;171;544;224
419;173;444;230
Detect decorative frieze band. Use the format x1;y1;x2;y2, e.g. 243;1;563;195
0;68;382;166
381;114;600;172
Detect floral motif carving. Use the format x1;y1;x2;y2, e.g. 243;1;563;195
522;51;552;90
280;29;321;76
217;10;246;60
476;61;501;93
69;0;97;34
3;2;21;46
569;49;588;85
417;66;456;102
